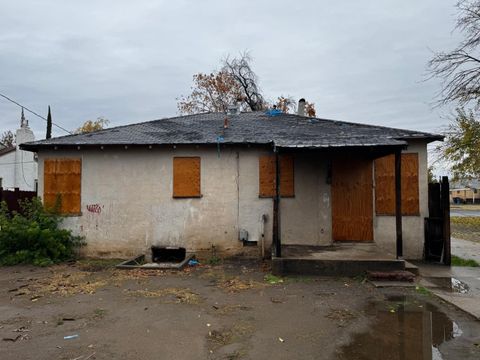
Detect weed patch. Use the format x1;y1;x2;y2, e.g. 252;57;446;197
451;255;480;267
415;286;432;296
264;274;284;284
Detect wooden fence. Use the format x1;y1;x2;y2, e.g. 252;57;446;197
424;177;451;265
0;187;37;214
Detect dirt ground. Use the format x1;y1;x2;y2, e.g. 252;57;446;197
1;260;480;360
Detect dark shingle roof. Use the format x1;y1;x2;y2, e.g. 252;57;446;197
20;112;443;151
0;146;15;156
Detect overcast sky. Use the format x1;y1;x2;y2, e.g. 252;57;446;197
0;0;461;141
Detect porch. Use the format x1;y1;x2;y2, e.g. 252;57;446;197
272;244;406;276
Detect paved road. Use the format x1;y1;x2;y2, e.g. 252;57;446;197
451;209;480;217
452;237;480;263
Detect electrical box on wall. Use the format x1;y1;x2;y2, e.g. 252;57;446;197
239;229;249;242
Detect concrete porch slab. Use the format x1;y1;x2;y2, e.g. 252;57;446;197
414;262;480;320
272;244;405;276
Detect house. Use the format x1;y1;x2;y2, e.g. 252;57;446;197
21;102;442;262
449;180;479;204
0;109;37;192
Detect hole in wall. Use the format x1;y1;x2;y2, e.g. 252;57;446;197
151;246;186;263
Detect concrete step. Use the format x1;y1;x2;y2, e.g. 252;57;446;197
404;261;420;276
272;258;405;277
367;270;415;282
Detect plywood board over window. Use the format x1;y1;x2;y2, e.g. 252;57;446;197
258;155;294;197
374;153;419;216
44;158;82;215
173;157;201;198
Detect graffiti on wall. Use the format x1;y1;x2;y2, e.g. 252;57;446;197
86;204;102;214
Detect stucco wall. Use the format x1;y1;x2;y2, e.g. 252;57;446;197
0;126;37;191
281;153;332;246
38;146;277;258
373;141;429;259
14;146;37;191
0;151;16;189
36;140;429;259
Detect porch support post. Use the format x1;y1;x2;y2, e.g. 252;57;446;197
395;150;403;259
273;148;281;257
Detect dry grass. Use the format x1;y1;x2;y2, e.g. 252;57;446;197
199;267;265;293
451;216;480;243
9;268;109;298
207;321;255;349
451;204;480;211
126;287;202;304
325;308;358;327
217;277;264;293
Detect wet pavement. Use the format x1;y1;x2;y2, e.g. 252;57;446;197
418;263;480;320
337;294;479;360
450;209;480;217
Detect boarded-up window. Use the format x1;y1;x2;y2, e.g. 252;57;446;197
374;153;419;215
44;158;82;214
259;155;295;197
173;157;201;198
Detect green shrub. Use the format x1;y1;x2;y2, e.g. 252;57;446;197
0;198;84;266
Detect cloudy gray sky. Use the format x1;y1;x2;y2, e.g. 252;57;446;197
0;0;461;140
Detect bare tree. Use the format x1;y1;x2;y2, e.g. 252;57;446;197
75;117;110;134
177;71;245;115
222;52;266;111
178;52;317;116
429;0;480;107
275;96;296;113
274;96;317;117
0;130;15;148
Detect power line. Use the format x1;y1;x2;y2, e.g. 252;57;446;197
0;92;72;134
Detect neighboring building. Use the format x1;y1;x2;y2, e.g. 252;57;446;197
21;106;442;259
0;109;37;191
449;180;479;204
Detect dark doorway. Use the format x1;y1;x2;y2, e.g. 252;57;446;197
424;177;451;265
151;247;186;263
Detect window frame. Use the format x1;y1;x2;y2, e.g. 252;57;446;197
374;153;420;216
172;156;202;198
258;154;295;198
43;158;82;216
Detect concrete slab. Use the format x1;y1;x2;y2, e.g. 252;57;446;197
415;262;480;320
281;243;397;260
116;254;194;270
368;280;417;288
272;244;404;276
404;261;420;275
433;292;480;320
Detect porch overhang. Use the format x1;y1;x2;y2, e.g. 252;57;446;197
271;142;405;262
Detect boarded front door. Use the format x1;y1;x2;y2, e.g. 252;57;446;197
332;157;373;241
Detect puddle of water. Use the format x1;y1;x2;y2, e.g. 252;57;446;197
425;277;470;294
337;295;461;360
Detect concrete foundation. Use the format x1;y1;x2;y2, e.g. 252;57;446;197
272;244;405;276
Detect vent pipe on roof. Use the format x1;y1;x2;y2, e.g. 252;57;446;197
297;98;306;117
227;105;240;116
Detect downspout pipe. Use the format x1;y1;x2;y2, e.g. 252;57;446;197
395;150;403;259
273;147;281;257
